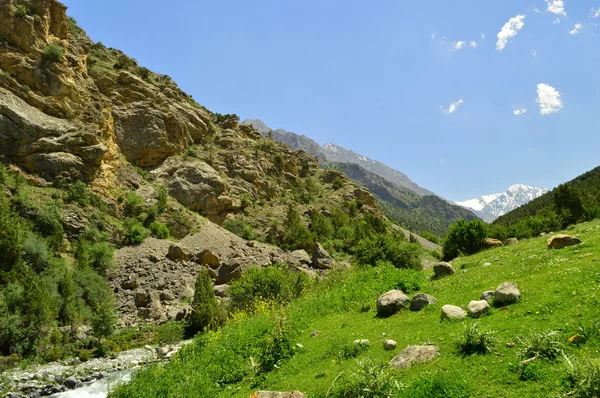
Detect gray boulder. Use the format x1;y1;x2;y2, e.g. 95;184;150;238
383;340;397;351
441;305;466;320
504;238;519;245
409;293;437;311
312;243;334;270
547;234;582;249
467;300;490;318
495;282;520;305
389;345;440;369
480;291;495;303
433;262;455;279
166;244;190;262
288;250;312;268
376;290;411;316
64;376;78;390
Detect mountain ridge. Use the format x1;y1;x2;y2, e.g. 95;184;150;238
457;184;549;222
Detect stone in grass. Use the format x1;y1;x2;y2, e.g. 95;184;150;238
547;234;582;249
376;290;410;317
433;262;455;279
480;291;495;303
504;238;519;245
441;305;466;320
354;339;370;347
467;300;490;318
383;340;397;351
494;282;520;305
389;345;440;369
409;293;437;311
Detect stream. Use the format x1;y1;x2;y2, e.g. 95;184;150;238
50;370;133;398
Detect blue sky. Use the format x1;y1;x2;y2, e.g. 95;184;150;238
62;0;600;201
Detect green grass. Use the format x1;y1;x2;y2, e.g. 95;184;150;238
111;220;600;397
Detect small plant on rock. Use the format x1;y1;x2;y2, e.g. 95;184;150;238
41;44;64;63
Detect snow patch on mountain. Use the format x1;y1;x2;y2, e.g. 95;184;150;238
457;184;549;222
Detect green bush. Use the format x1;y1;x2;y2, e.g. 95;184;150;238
65;180;91;205
36;204;64;250
21;232;52;273
455;322;496;356
149;221;170;239
332;358;401;398
185;269;224;337
518;330;565;361
562;358;600;398
223;216;257;240
157;322;184;345
91;301;117;338
420;231;440;244
0;194;25;277
14;4;27;18
124;191;146;217
229;266;311;313
281;205;314;252
41;44;64;63
443;219;487;261
114;54;133;70
136;66;151;79
123;218;149;245
355;234;423;270
329;340;370;361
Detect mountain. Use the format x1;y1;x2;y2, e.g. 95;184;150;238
457;184;549;222
334;163;481;236
494;166;600;228
242;120;435;196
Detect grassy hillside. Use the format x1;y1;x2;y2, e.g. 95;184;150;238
333;163;481;237
495;166;600;228
112;220;600;397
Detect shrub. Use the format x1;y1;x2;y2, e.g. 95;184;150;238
332;358;401;398
281;205;313;252
124;191;146;217
562;358;600;398
0;194;25;276
518;330;565;361
455;322;496;356
443;219;487;261
91;301;117;338
223;217;257;241
329;341;370;361
36;204;64;250
355;235;422;270
229;266;311;313
41;44;64;63
185;269;224;337
114;54;133;70
420;231;440;244
123;219;149;245
255;316;295;373
136;66;151;79
14;4;27;18
157;187;168;213
157;322;184;345
65;180;91;205
21;232;52;273
150;221;170;239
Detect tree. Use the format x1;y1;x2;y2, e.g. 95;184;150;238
186;269;223;337
0;193;25;279
281;205;313;252
554;184;585;227
443;219;487;261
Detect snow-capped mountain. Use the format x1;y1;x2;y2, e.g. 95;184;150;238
457;184;549;222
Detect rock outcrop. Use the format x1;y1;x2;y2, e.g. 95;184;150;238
389;345;440;369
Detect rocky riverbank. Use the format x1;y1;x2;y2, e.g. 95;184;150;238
0;341;192;397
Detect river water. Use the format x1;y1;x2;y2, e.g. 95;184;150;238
50;370;133;398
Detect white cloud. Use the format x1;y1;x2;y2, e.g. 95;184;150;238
452;41;465;51
536;83;563;115
531;49;537;57
442;99;464;114
431;33;436;40
496;15;526;51
440;159;445;165
534;8;542;13
569;23;582;35
553;18;561;24
592;8;600;18
546;0;566;16
513;107;527;116
481;33;486;39
470;41;477;48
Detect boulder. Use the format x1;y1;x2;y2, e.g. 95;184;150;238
433;262;455;279
213;284;230;298
195;250;220;269
312;243;334;270
547;234;582;249
389;345;440;369
249;392;306;398
288;250;312;268
495;282;520;305
504;238;519;246
484;238;503;249
467;300;490;318
482;262;492;267
480;291;495;303
409;293;437;311
121;278;139;290
376;290;410;317
383;340;397;351
64;376;78;390
166;244;190;262
441;305;466;320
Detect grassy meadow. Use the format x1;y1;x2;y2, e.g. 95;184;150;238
111;220;600;398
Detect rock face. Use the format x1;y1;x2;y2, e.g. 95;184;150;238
376;290;410;317
409;293;437;311
467;300;490;318
441;305;467;320
547;234;582;249
494;282;520;305
249;392;306;398
433;262;455;279
389;345;440;369
485;238;503;249
312;242;334;270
